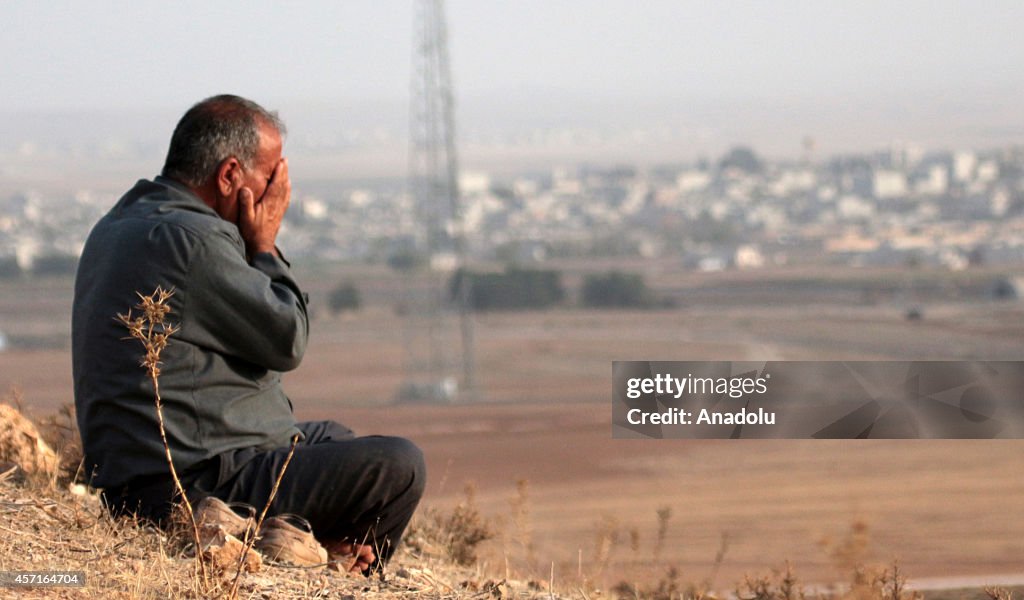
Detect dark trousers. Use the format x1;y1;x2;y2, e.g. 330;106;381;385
103;421;426;565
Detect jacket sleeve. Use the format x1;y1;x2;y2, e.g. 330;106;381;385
183;231;309;372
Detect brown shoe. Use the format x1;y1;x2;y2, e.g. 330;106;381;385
256;514;328;568
194;496;256;541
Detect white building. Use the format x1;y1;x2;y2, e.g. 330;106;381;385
873;170;908;199
838;195;876;220
735;244;766;269
676;170;711;194
976;160;999;183
915;165;949;196
953;151;977;182
459;171;491;195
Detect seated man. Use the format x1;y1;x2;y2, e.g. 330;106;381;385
72;95;425;572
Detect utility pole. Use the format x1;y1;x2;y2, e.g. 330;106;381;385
401;0;475;402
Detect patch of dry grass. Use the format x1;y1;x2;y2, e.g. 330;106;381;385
4;391;1024;600
0;463;554;599
2;431;1024;599
404;483;494;567
0;393;562;598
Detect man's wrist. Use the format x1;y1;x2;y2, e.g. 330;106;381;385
248;243;279;258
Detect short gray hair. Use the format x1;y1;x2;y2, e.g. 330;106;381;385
161;95;286;187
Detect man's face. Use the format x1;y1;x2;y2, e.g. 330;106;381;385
215;120;283;223
242;121;284;205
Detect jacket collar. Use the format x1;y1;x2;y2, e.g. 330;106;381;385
150;175;219;218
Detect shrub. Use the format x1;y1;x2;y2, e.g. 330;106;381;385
328;281;362;314
404;484;494;566
581;270;655;308
450;266;565;311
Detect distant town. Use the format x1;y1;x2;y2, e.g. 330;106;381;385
2;143;1024;277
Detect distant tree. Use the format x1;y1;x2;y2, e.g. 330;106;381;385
689;211;738;244
491;184;517;204
493;242;521;265
581;271;655;309
0;257;21;279
718;146;763;174
387;248;427;272
30;254;78;277
327;281;361;314
589;235;640;258
450;266;565;311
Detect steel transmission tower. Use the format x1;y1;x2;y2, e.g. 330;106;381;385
400;0;475;402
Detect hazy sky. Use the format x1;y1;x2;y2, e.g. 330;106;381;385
2;1;1023;167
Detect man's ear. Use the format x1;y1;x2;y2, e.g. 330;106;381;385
215;157;243;197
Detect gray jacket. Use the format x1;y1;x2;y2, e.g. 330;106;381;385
72;176;307;489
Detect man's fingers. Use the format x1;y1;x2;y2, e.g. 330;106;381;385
238;187;255;216
268;157;288;188
261;159;290;214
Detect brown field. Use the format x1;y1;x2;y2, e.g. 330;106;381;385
3;265;1024;588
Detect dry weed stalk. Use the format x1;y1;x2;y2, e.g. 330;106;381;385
736;564;805;600
629;527;641;554
822;519;871;579
406;483;494;567
446;483;494;566
817;520;922;600
227;432;299;599
35;402;84;485
510;478;536;565
985;587;1014;600
117;286;207;582
654;505;672;563
593;513;620;576
613;565;686;600
874;560;921;600
119;287;305;599
705;532;730;591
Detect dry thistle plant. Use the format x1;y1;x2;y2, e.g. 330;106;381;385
118;286;306;600
117;286;207;582
227;432;299;600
